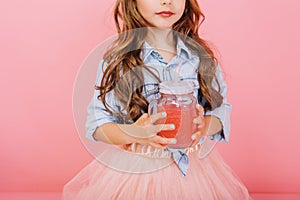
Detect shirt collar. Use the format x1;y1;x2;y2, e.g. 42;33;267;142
141;37;193;61
176;38;192;59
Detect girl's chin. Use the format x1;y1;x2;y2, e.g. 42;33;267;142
152;25;173;29
149;20;176;29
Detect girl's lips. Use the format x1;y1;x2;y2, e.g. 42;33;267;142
156;11;174;17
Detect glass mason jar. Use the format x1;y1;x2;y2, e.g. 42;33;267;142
149;80;198;148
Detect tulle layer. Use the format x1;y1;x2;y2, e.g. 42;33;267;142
62;145;251;200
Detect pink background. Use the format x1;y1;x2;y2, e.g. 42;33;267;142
1;0;300;194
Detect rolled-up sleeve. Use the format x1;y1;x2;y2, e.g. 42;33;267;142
85;61;119;141
205;65;232;143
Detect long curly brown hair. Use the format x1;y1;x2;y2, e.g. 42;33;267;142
96;0;223;122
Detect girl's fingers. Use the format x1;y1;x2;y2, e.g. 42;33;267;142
151;135;177;145
135;113;150;125
133;123;175;139
135;112;167;126
196;104;204;114
137;136;176;149
149;112;167;123
152;123;175;133
190;131;202;147
127;123;175;139
148;141;166;149
193;116;205;128
194;105;205;128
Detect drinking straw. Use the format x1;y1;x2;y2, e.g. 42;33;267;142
174;60;183;81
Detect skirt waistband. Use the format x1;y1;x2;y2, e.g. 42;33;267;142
122;137;217;159
123;143;202;159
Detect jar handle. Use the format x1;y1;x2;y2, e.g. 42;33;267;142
148;99;158;115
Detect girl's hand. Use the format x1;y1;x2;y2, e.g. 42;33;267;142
190;104;206;147
120;112;177;149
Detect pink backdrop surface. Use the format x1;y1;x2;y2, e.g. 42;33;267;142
0;0;299;194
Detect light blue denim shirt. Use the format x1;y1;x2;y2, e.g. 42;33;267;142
86;39;232;143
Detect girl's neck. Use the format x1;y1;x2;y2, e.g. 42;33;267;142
146;27;177;62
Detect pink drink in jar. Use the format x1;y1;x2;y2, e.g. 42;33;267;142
150;80;198;148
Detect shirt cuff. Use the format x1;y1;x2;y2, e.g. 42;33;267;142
205;103;232;143
86;119;115;142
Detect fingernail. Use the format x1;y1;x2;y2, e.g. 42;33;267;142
161;112;167;117
170;124;175;129
198;124;204;128
170;139;177;144
199;137;205;144
193;118;199;124
191;134;197;140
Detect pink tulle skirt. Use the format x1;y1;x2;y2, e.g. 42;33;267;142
62;141;251;200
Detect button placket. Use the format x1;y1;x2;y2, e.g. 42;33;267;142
165;65;173;81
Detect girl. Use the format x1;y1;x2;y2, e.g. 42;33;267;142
63;0;252;199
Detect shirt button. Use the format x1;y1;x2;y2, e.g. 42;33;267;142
166;66;171;71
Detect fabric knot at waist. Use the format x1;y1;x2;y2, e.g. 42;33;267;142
123;137;216;176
